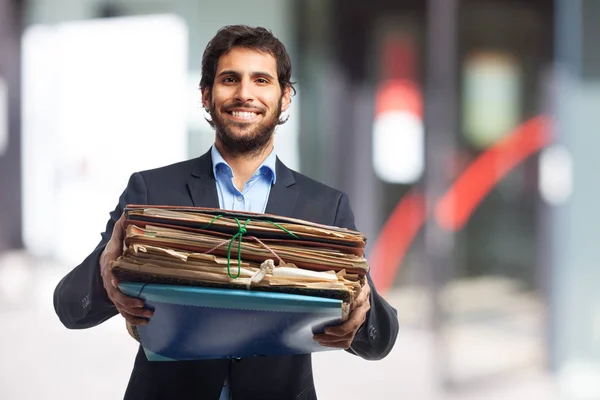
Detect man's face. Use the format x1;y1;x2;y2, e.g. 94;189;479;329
203;47;291;156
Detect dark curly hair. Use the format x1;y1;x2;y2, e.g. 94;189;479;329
200;25;296;97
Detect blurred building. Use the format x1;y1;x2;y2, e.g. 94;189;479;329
1;0;599;398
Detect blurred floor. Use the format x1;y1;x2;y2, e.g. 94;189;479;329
0;251;560;400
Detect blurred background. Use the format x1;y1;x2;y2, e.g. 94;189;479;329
0;0;599;399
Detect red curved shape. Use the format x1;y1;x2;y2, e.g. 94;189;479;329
370;116;552;293
435;116;552;231
369;191;426;294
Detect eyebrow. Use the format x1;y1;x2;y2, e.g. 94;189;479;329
216;70;276;81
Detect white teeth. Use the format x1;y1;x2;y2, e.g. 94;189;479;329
231;111;258;119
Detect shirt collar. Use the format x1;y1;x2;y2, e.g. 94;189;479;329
211;144;277;184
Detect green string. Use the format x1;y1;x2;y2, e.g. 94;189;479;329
267;222;298;239
201;214;225;229
200;214;299;279
226;218;250;278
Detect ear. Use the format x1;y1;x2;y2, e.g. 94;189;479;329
281;86;292;112
201;87;211;110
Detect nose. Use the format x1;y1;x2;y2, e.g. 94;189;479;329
235;78;254;103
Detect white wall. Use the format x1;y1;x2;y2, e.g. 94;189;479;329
22;15;188;263
21;1;299;264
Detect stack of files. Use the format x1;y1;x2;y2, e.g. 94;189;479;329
110;205;369;361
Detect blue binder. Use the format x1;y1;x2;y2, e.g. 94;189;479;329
119;283;344;361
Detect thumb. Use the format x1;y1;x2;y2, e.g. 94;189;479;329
112;213;126;243
357;282;370;302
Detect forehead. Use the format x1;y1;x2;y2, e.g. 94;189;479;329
216;47;278;76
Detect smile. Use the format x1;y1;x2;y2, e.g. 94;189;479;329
227;110;261;121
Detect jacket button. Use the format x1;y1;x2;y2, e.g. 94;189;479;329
368;325;377;340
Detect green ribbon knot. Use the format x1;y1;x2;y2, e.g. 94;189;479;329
226;218;250;279
201;214;299;279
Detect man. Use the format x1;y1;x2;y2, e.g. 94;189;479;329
54;25;399;400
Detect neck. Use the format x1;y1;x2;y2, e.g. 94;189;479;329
214;138;274;191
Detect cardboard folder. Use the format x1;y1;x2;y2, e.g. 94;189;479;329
112;205;367;361
112;243;361;302
124;205;367;251
120;282;347;361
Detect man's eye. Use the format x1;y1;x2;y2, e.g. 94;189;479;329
223;77;236;83
256;78;269;84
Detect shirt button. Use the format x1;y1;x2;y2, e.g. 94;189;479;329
237;196;243;202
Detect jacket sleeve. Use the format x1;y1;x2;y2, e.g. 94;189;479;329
334;192;399;360
53;172;148;329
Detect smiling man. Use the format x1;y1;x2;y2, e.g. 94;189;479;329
206;47;286;158
53;25;399;400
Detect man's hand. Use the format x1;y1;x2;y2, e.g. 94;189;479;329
313;281;371;349
100;214;153;326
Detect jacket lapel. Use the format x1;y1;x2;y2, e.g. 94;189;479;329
187;150;298;216
264;158;298;218
187;149;220;208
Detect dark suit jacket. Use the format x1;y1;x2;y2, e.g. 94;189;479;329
53;150;399;400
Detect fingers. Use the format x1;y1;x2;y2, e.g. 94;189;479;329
102;214;126;258
314;330;353;344
328;294;370;337
100;215;127;274
100;213;152;326
314;295;371;349
102;272;154;324
113;213;126;243
322;309;366;337
100;241;123;272
315;334;355;349
111;287;146;312
105;275;146;311
117;307;151;326
314;322;360;348
350;282;370;311
360;281;371;300
100;246;120;272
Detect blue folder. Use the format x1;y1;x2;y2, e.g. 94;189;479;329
119;283;344;361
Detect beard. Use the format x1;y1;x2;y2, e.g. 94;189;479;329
209;98;282;157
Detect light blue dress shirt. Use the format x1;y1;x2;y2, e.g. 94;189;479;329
211;144;276;214
211;144;277;400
